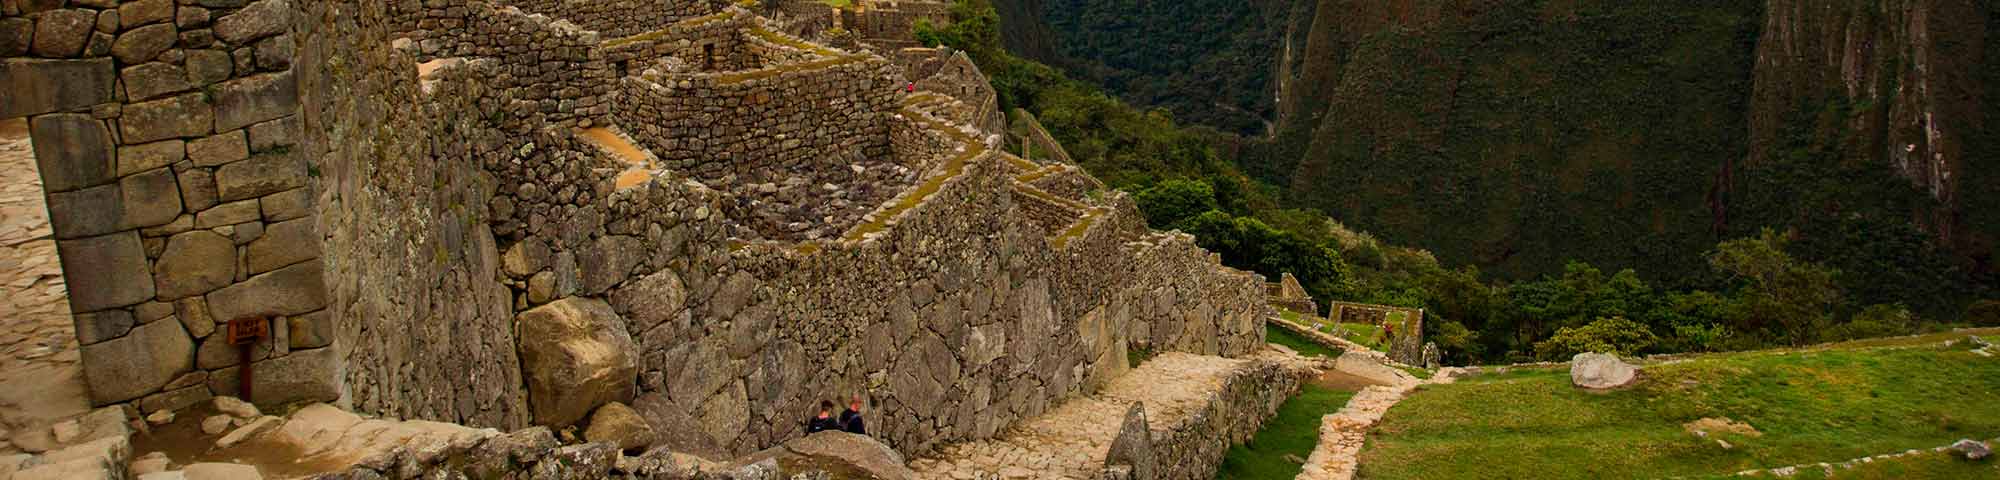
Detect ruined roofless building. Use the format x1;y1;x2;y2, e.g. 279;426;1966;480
1;0;1275;472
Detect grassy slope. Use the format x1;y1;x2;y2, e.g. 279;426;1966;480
1730;450;2000;479
1269;323;1344;358
1357;333;2000;479
1218;383;1360;479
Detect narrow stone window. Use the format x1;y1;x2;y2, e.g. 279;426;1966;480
704;44;717;71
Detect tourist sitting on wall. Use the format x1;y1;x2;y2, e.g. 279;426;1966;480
839;396;867;435
808;400;842;434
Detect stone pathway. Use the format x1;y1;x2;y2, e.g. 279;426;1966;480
1295;362;1464;480
0;119;93;456
907;353;1254;480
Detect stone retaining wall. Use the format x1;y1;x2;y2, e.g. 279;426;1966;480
600;10;752;76
1011;184;1082;236
3;0;339;414
615;55;898;184
388;0;614;129
501;0;724;39
1118;358;1303;480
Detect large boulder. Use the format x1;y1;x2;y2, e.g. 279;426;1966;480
1570;352;1640;390
732;431;915;480
1951;439;1992;460
1333;350;1415;387
516;297;638;427
583;402;655;453
80;319;193;404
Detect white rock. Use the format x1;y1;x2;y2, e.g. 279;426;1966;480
1569;352;1639;389
183;462;261;480
214;416;282;449
201;415;232;435
130;450;171;475
212;397;259;419
146;410;176;425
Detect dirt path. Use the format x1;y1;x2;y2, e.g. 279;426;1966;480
0;117;93;455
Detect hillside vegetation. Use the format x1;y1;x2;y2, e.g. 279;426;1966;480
1358;331;2000;479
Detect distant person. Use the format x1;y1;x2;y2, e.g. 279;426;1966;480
905;82;916;93
839;396;866;435
807;400;841;434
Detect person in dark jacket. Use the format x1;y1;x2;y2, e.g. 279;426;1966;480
838;396;866;435
807;400;841;434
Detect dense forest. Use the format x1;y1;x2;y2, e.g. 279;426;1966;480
917;0;2000;365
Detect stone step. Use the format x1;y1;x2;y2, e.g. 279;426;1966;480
908;351;1304;480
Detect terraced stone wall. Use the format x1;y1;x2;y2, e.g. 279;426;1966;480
2;0;339;414
499;0;725;39
600;11;753;76
388;0;614;129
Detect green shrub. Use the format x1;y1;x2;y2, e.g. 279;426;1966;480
1820;304;1915;342
1966;300;2000;327
1534;316;1659;360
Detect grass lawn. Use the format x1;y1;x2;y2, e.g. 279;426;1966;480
1723;449;2000;479
1217;383;1359;479
1269;324;1343;358
1321;322;1386;351
820;0;851;7
1356;339;2000;479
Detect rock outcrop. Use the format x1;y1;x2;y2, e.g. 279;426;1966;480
1569;352;1639;390
515;297;639;427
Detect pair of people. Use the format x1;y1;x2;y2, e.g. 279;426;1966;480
807;396;866;435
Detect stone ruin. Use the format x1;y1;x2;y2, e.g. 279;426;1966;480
1266;272;1317;316
1329;301;1426;365
1;0;1292;477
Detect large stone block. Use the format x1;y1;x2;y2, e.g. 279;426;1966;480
211;0;287;45
153;230;236;300
73;309;135;345
178;168;219;212
245;116;295;152
29;113;114;193
0;18;31;57
517;297;638;427
57;231;155;312
116;139;184;177
121;93;213;144
193;198;259;228
119;0;176;29
286;309;329;349
187;130;247;167
1;58;114;118
257;187;308;221
185;48;232;86
206;346;340;409
80;318;193;404
213;151;304;202
212;70;294;132
46;183;122;238
205;259;324;324
117;167;183;229
244;217;315;274
120;62;191;101
110;23;176;65
30;8;92;57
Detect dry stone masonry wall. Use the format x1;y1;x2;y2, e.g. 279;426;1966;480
3;0;339;416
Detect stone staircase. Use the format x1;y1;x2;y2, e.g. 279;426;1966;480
908;351;1307;480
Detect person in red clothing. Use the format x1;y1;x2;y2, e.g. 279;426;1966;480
905;82;916;93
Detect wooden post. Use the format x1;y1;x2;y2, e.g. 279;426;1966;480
225;317;270;402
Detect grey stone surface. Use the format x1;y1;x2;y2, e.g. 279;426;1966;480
212;71;294;132
118;166;184;229
212;0;288;44
58;231;156;312
121;62;192;101
179;168;220;212
188;130;249;167
80;318;193;404
1;58;115;118
185;48;232;86
195;198;259;228
213;151;304;201
117;139;185;177
0;17;30;57
154;230;237;300
29;113;115;193
252;33;290;70
583;402;656;452
47;183;123;238
111;23;178;65
256;187;309;221
120;0;177;29
244;217;315;274
286;310;329;349
516;297;638;427
30;8;93;57
245;117;296;152
74;309;136;345
1570;352;1640;390
205;259;325;324
122;93;214;145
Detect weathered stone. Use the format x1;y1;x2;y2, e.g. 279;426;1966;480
112;23;177;65
205;259;324;323
208;346;338;408
197;323;272;369
19;435;128;480
501;237;547;279
154;230;236;300
119;167;184;229
516;297;639;427
2;58;115;118
256;187;308;221
48;183;122;238
527;271;557;305
195;198;259;228
211;0;286;44
131;451;171;475
1571;352;1640;390
165;371;210;391
122;93;213;144
188;130;249;167
772;431;915;480
244;217;315;274
146;409;171;425
580;235;642;295
137;385;211;413
0;17;30;57
584;402;656;452
59;231;156;312
29;113;114;193
80;318;193;404
84;30;112;56
178;168;219;212
230;220;262;244
30;9;92;57
176;296;215;338
1952;439;1992;460
211;69;293;133
122;62;191;101
609;269;686;335
286;310;329;349
94;9;119;34
245;116;295;152
201;415;232;434
118;139;185;177
185;48;231;86
74;309;136;345
251;33;288;70
120;0;175;29
177;6;211;29
184;461;263;480
135;300;177;323
213;152;304;202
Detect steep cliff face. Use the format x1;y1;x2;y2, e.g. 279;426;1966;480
1740;0;1990;263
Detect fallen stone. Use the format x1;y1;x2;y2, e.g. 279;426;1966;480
1334;350;1415;386
1952;439;1991;460
213;416;281;449
130;451;171;475
183;462;262;480
583;402;655;453
1570;352;1640;390
200;415;231;435
17;435;129;480
775;431;914;480
214;396;259;419
146;410;175;425
515;297;638;427
139;471;187;480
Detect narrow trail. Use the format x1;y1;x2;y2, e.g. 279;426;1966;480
1295;365;1462;480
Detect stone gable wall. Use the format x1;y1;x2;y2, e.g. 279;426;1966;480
3;0;339;414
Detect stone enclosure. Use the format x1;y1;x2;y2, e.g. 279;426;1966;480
4;0;1276;476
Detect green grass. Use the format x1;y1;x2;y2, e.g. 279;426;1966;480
1267;324;1341;359
1321;322;1386;352
1726;449;2000;479
1216;383;1359;479
820;0;851;7
1357;342;2000;479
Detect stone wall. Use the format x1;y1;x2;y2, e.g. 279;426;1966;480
1101;358;1302;480
1010;184;1082;236
1026;166;1105;203
841;0;949;52
388;0;614;129
1269;272;1317;315
900;47;1003;135
1330;301;1424;364
500;0;724;39
3;0;339;413
600;11;752;76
